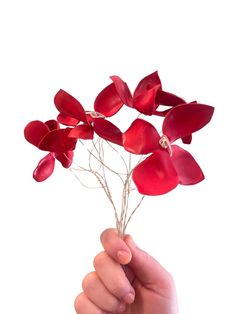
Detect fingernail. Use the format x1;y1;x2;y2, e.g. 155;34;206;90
117;250;131;264
123;292;135;304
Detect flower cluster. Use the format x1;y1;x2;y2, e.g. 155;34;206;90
24;71;214;197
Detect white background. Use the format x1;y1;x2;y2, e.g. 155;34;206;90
0;0;235;313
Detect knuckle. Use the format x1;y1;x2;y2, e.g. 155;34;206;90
74;292;85;313
100;228;114;244
165;271;176;289
111;281;128;298
93;251;107;269
82;271;97;292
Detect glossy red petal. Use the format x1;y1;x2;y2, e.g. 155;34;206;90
110;75;132;106
68;124;94;140
94;83;124;117
57;113;79;126
45;119;60;131
156;90;185;107
123;119;160;154
181;134;192;144
171;145;204;185
38;128;77;153
55;151;73;168
54;89;87;123
133;71;162;98
163;103;215;142
132;150;179;196
132;85;160;115
24;120;50;147
33;153;55;182
93;118;123;146
153;108;171;117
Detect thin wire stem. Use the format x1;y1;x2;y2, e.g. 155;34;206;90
65;136;145;235
105;140;129;174
123;195;145;234
69;168;103;189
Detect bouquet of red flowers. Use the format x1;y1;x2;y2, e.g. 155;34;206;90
24;71;214;237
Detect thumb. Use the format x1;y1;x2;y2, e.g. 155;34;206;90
124;235;173;290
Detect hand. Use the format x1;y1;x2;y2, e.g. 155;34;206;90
74;229;179;314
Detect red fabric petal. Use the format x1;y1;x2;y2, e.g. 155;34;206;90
24;120;50;147
181;134;192;144
33;153;55;182
132;150;179;196
153;108;171;117
110;75;132;106
45;119;60;131
156;90;185;107
94;83;124;117
163;103;215;142
68;124;94;140
123;119;160;154
171;145;204;185
133;71;162;98
57;113;79;126
38;128;77;153
54;89;87;123
93;118;123;146
55;151;73;168
132;85;160;115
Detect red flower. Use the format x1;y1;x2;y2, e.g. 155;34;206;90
24;119;75;181
94;71;186;117
24;71;214;199
54;89;124;146
54;89;94;139
123;103;214;195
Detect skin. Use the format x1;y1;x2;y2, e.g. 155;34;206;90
74;229;179;314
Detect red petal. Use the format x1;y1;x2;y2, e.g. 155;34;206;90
54;89;87;123
163;103;215;142
123;119;160;154
132;85;160;115
93;118;123;145
156;90;185;107
171;145;204;185
94;83;123;117
133;71;162;98
33;153;55;182
132;150;178;195
24;120;50;147
38;128;77;153
181;134;192;144
68;124;94;140
153;108;171;117
45;119;60;131
110;75;132;106
55;151;73;168
57;113;79;126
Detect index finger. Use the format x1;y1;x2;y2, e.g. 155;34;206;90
100;228;132;265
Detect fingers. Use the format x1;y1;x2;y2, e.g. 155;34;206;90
101;229;174;296
100;229;135;283
93;251;135;304
100;229;132;265
124;234;175;295
82;271;127;313
75;251;134;313
74;292;102;314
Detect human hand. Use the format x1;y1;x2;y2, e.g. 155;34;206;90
74;229;179;314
